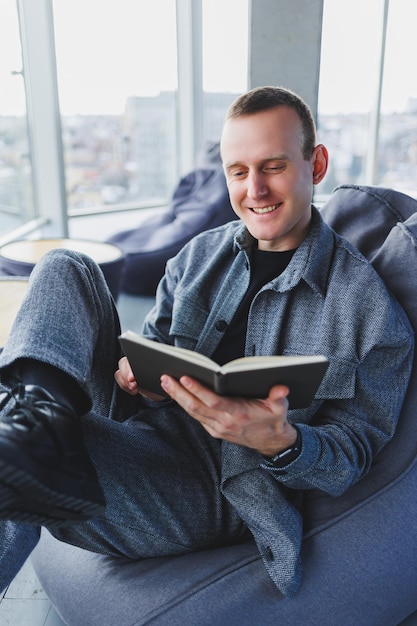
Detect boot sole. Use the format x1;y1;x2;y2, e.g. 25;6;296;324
0;458;105;527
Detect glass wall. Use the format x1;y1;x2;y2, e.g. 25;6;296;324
52;0;179;212
378;0;417;195
316;0;384;196
9;0;417;243
202;0;248;145
52;0;248;213
317;0;417;198
0;0;248;241
0;0;35;239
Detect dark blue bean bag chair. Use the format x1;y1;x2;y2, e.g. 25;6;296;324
107;143;236;295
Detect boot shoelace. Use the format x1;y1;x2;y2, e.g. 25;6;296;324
0;384;56;433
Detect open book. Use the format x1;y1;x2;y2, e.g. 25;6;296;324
119;330;329;409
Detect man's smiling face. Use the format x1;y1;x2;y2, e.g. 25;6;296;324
221;106;327;251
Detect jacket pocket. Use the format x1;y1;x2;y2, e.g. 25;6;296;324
169;295;209;350
315;357;356;400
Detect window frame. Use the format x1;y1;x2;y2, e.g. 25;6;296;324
16;0;68;239
11;0;204;240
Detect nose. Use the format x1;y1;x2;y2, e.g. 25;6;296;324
246;170;268;200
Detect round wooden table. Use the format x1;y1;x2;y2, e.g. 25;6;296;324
0;238;125;300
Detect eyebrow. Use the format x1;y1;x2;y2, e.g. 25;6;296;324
224;155;291;170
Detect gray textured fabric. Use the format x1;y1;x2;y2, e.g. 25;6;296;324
304;189;417;531
320;184;417;259
141;207;413;595
31;185;417;623
31;460;417;625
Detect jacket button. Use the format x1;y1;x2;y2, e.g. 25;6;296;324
215;320;228;332
264;546;274;561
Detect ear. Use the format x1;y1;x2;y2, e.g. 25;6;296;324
311;144;329;185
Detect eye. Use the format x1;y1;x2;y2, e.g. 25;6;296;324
264;163;285;173
228;168;247;179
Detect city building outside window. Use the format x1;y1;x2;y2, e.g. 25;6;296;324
52;0;248;214
378;0;417;197
2;0;416;244
52;0;179;212
0;0;248;242
202;0;248;144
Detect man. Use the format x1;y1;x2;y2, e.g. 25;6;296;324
0;87;413;598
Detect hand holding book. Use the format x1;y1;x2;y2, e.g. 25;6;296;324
119;331;329;409
159;372;298;457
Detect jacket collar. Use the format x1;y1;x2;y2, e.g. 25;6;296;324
233;206;336;298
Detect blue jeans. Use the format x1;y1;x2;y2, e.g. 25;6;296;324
0;250;248;592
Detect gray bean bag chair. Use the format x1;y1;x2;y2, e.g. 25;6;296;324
31;185;417;625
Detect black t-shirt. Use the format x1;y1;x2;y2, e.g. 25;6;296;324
212;247;295;365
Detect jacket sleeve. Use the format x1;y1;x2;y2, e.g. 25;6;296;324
140;256;182;346
262;316;414;496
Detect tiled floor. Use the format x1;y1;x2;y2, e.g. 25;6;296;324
0;559;64;625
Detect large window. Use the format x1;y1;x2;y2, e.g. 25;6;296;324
0;0;248;241
378;0;417;195
317;0;417;198
0;0;35;240
52;0;179;212
202;0;248;144
3;0;417;244
52;0;248;215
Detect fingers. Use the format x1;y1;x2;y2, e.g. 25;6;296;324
161;375;228;414
114;356;138;395
160;375;292;452
161;375;289;413
267;384;290;404
160;375;234;440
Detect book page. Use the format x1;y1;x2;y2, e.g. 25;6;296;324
222;354;328;373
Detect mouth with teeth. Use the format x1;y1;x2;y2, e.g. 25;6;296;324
250;203;282;214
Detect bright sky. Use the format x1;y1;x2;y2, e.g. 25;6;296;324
319;0;417;114
1;0;417;117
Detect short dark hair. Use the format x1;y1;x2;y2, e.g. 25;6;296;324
225;86;317;159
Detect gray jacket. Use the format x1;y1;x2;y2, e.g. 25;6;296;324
142;207;414;597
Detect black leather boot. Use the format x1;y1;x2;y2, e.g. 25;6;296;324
0;384;105;526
